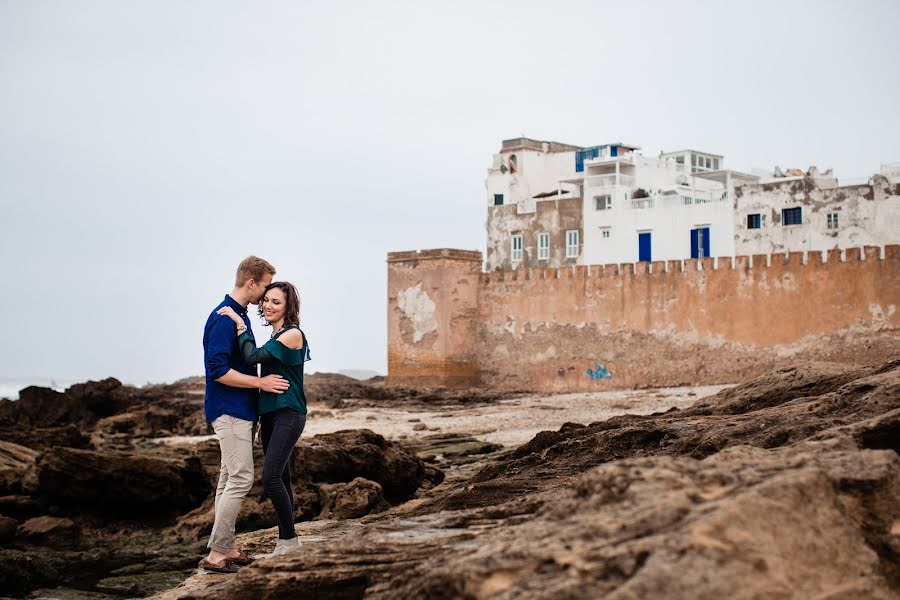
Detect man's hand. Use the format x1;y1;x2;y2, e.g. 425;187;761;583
259;374;289;393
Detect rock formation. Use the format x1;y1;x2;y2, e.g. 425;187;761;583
158;359;900;600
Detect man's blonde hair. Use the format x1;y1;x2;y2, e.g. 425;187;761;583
235;256;276;287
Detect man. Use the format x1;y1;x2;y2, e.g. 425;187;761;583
200;255;289;573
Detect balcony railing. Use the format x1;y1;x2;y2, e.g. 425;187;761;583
584;153;637;167
586;174;636;189
628;190;728;210
629;198;654;209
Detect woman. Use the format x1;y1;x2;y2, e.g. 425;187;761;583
217;281;309;556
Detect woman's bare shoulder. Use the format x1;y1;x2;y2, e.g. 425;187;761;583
278;328;304;349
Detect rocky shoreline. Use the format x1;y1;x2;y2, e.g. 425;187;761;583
0;375;511;598
1;360;898;599
159;359;899;600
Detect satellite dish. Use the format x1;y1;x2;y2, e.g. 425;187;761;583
676;175;689;185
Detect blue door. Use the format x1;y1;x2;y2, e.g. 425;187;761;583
638;232;652;262
690;227;710;259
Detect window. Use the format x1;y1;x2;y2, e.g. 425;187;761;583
575;147;600;173
565;230;579;258
537;233;550;260
675;155;685;164
689;155;719;173
511;234;523;262
600;227;611;239
747;214;761;229
827;212;839;229
782;207;802;226
691;227;710;259
494;194;504;206
595;195;612;210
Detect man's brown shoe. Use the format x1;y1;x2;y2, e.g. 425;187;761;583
200;558;240;574
228;551;255;566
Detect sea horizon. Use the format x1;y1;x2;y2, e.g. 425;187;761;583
0;368;383;400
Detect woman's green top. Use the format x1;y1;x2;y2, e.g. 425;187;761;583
237;326;310;416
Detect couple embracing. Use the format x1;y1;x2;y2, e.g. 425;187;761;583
200;256;310;573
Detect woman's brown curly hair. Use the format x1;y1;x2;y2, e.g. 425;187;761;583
258;281;301;329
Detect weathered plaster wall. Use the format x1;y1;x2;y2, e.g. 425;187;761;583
387;249;482;387
477;245;899;391
388;245;900;392
485;147;577;212
734;175;900;255
485;198;582;271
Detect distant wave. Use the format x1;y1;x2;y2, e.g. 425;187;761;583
0;378;73;401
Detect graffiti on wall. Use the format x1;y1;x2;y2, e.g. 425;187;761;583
587;364;612;380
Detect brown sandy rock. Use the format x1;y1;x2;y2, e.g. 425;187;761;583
429;359;900;511
0;515;17;544
0;495;40;520
36;447;210;519
16;516;80;548
0;440;39;496
66;377;139;418
0;423;91;450
153;359;900;600
157;441;900;600
0;548;61;596
299;429;440;503
173;430;441;541
95;401;206;439
303;372;524;410
318;477;389;520
0;387;93;428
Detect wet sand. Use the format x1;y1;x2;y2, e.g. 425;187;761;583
156;384;731;450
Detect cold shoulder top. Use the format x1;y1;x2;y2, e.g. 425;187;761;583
237;326;310;416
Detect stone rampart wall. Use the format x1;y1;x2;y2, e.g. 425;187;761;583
388;246;900;390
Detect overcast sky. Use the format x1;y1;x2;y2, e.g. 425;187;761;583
1;0;898;386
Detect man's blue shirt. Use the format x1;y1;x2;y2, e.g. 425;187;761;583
203;295;258;424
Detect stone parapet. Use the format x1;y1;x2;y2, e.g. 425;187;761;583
387;245;900;392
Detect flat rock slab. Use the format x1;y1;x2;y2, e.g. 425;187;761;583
151;359;900;600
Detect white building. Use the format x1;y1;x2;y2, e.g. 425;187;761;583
485;137;900;271
569;145;734;265
486;138;740;269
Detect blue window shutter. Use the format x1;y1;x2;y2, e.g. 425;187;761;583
639;232;652;262
575;151;584;173
611;146;618;157
702;227;710;258
690;229;699;259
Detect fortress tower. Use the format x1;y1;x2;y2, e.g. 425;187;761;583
386;249;482;388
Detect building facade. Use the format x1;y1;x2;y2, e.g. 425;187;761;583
485;137;900;271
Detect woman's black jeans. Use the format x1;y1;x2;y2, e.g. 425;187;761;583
260;408;306;540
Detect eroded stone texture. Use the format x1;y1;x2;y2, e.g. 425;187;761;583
157;359;900;600
318;478;389;520
173;429;442;541
16;516;80;549
36;447;210;518
387;249;483;388
388;245;900;392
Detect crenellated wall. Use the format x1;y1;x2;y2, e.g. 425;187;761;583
387;245;900;391
387;249;483;388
